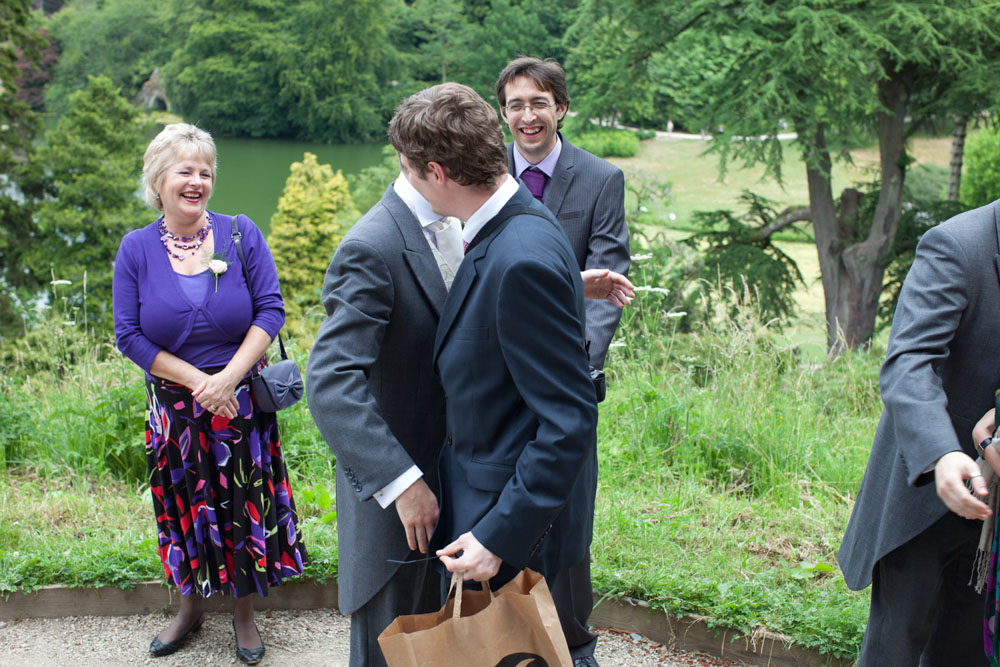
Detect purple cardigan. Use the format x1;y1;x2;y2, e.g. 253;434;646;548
112;212;285;373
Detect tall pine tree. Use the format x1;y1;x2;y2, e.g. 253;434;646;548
29;75;151;332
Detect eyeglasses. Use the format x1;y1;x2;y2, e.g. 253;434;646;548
503;102;556;114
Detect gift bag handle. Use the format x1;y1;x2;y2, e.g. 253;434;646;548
448;571;493;619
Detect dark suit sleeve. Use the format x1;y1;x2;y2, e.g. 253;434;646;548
583;167;629;369
472;259;598;565
880;225;970;485
305;239;416;501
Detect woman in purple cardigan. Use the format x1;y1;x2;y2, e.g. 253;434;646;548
112;124;307;664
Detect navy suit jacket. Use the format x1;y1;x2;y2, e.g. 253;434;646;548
430;185;599;575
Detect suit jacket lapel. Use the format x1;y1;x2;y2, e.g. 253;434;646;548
433;250;479;366
994;201;1000;291
543;133;575;215
433;189;534;364
382;187;448;318
508;138;575;214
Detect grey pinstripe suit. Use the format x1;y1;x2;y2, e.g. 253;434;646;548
306;186;446;667
508;134;629;659
839;200;1000;664
508;134;630;369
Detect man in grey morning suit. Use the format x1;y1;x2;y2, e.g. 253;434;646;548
838;201;1000;665
498;57;629;371
305;173;461;666
497;57;629;666
306;153;630;666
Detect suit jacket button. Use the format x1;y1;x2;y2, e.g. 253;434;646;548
446;436;453;446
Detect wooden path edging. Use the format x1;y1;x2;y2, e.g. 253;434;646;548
1;581;852;666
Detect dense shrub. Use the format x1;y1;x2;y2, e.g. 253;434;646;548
570;129;639;158
961;124;1000;208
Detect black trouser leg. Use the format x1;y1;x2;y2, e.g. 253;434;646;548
859;512;987;667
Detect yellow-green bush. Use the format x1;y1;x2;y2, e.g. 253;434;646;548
268;152;359;338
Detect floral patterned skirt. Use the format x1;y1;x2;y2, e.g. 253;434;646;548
144;364;307;598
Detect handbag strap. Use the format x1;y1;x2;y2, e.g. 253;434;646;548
231;215;289;361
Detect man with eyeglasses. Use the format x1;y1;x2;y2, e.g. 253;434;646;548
495;56;630;667
497;57;630;375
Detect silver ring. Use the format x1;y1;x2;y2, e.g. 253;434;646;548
970;474;984;479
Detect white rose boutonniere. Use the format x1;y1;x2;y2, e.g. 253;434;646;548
203;252;231;293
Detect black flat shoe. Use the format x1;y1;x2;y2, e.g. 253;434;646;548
233;618;265;665
149;610;205;657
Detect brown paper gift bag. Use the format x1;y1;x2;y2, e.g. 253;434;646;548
378;568;573;667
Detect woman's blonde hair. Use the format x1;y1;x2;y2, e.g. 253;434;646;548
141;123;217;211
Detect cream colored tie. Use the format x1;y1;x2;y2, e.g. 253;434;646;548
426;217;463;290
429;217;464;273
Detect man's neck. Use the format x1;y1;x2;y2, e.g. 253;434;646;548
445;175;506;221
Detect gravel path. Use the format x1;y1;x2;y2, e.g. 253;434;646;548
0;609;745;666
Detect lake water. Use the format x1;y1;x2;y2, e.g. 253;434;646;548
41;116;389;236
210;136;388;236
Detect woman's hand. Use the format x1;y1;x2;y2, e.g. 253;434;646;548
974;408;1000;476
192;370;240;419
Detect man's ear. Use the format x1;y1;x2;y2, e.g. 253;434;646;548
556;103;568;121
427;161;448;183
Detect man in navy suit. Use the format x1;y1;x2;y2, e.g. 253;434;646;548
496;56;629;665
387;82;600;666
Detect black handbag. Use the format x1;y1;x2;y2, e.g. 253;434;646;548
231;216;303;412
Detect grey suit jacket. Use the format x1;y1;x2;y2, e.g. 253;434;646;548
838;200;1000;590
508;135;630;369
305;186;447;615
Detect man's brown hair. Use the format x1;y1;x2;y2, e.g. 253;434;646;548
496;56;571;128
387;82;508;188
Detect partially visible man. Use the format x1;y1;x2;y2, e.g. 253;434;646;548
497;56;629;371
496;56;629;664
305;169;462;666
386;81;600;667
838;200;1000;665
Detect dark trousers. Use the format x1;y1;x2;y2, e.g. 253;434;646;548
548;557;598;659
859;511;987;667
350;557;441;667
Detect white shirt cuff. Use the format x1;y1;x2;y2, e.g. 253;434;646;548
373;465;423;509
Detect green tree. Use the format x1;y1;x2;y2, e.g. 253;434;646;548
29;75;150;332
268;153;358;337
43;0;178;112
564;11;653;130
347;145;400;215
686;193;805;326
459;0;557;102
576;0;1000;350
165;0;396;142
960;124;1000;209
0;0;45;334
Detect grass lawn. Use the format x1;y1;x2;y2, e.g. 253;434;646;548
608;133;951;358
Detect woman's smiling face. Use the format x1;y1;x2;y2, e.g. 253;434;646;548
159;156;214;225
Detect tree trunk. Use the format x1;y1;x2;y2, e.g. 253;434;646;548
947;114;967;202
832;74;909;350
803;125;845;350
808;74;910;354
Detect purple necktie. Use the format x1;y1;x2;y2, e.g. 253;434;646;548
521;167;548;202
